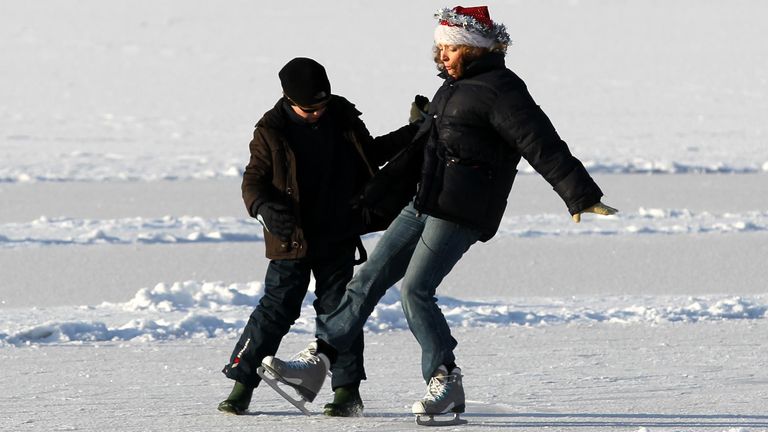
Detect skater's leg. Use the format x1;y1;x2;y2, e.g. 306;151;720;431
259;203;431;407
399;216;480;382
316;202;425;352
310;239;366;390
223;259;311;387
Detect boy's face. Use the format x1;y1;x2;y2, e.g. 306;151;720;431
290;103;327;123
287;96;329;124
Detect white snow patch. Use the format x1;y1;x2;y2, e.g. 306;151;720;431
2;281;766;346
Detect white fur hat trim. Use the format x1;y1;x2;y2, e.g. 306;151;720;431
434;24;495;48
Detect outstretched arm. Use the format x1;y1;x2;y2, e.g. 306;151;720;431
491;85;610;218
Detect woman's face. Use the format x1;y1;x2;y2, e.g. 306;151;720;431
437;44;462;78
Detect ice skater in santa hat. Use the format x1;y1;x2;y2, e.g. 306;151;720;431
261;5;618;425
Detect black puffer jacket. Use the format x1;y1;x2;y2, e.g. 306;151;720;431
411;52;603;241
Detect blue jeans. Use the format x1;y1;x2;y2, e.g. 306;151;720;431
223;239;365;389
316;202;481;382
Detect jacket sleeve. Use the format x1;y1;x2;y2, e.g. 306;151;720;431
489;86;603;215
241;127;279;217
358;119;420;168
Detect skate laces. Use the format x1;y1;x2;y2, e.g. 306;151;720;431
424;372;460;401
286;344;321;370
424;375;449;401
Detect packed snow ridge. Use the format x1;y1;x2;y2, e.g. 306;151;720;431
1;151;767;184
1;209;767;249
2;280;766;346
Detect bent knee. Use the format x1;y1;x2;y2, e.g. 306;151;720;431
399;283;435;306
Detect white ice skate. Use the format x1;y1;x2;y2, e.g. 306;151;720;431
412;365;468;426
259;341;330;416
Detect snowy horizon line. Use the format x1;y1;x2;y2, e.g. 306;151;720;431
2;154;768;184
1;209;767;249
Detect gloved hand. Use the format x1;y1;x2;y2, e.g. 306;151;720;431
409;95;430;124
572;202;619;223
256;202;295;240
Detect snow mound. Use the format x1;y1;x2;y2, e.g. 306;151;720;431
122;280;264;312
6;314;240;345
2;281;766;346
0;216;263;248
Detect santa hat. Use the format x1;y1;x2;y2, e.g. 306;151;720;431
434;6;510;48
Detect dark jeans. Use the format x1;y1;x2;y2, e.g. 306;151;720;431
316;202;481;382
223;239;365;389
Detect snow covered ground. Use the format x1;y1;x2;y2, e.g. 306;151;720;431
2;1;767;431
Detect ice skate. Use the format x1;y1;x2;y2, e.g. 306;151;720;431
412;366;467;426
259;341;330;415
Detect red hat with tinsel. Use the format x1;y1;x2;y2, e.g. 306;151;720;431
434;6;510;48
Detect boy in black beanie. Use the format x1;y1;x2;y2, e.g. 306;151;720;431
218;57;427;416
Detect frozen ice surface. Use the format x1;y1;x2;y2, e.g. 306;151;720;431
2;1;768;431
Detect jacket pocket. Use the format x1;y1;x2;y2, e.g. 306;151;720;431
437;157;493;222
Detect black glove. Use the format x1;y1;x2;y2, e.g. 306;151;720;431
256;202;295;240
409;95;430;124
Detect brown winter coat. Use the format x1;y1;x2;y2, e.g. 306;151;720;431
242;95;418;259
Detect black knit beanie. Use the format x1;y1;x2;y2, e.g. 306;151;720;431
278;57;331;106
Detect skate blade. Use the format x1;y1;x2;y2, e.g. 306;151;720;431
415;412;468;427
257;366;311;416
